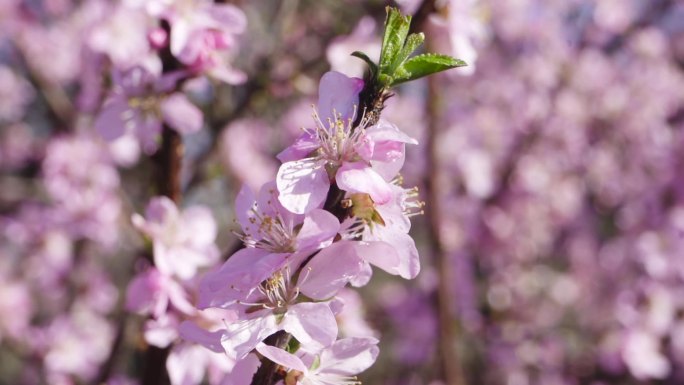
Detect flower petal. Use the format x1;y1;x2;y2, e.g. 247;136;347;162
94;96;128;142
317;71;363;123
255;344;308;373
276;132;319;163
336;162;392;205
367;232;420;279
353;241;402;277
220;354;261;385
161;93;203;134
181;206;218;247
179;321;226;353
167;343;210;385
300;241;365;299
296;209;340;251
198;249;287;309
276;159;329;214
210;4;247;33
222;312;278;360
235;184;257;234
366;119;417;145
144;314;179;348
282;302;338;349
318;337;379;375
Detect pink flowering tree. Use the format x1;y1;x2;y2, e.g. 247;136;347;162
182;7;465;385
3;2;682;385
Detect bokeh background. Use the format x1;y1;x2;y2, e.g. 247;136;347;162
1;0;684;384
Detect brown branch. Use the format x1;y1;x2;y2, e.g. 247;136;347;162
417;1;467;381
407;0;437;34
250;331;292;385
12;41;74;131
139;20;186;385
157;127;184;203
424;75;467;385
92;314;128;384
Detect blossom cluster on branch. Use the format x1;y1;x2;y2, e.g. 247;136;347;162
3;1;681;385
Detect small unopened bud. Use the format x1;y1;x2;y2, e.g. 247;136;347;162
148;27;168;50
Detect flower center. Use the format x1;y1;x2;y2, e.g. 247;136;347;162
237;204;297;253
257;269;299;311
306;107;370;167
128;95;160;118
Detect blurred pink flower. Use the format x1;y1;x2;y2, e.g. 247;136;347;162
0;66;34;123
126;267;195;318
428;0;488;76
88;3;156;69
326;17;380;77
219;119;279;191
95;66;203;154
43;308;115;381
132;196;219;280
42;135;121;245
156;0;246;83
256;337;379;385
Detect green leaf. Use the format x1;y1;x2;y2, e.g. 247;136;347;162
351;51;378;75
391;53;467;85
379;7;411;74
390;32;425;73
286;337;301;354
378;73;394;87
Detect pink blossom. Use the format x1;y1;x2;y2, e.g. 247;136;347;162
276;72;416;214
0;65;34;123
42;135;121;245
427;0;488;76
199;182;339;309
220;293;338;360
132;196;219;280
298;240;400;300
326;17;381;77
219;119;279;191
95;66;204;154
256;337;379;385
622;329;670;380
167;341;234;385
202;265;339;360
88;3;156;69
126;267;195;318
219;354;261;385
155;0;246;83
332;289;378;339
145;313;181;348
0;279;32;342
43;308;115;381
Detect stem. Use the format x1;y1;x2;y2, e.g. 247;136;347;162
140;21;185;385
157;127;184;203
12;42;74;131
250;24;397;385
424;66;467;385
250;331;292;385
139;130;182;385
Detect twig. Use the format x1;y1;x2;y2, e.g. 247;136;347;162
11;41;74;131
424;73;467;385
140;20;186;385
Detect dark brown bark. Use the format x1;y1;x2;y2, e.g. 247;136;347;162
250;331;292;385
157;127;184;204
424;74;467;385
140;20;186;385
